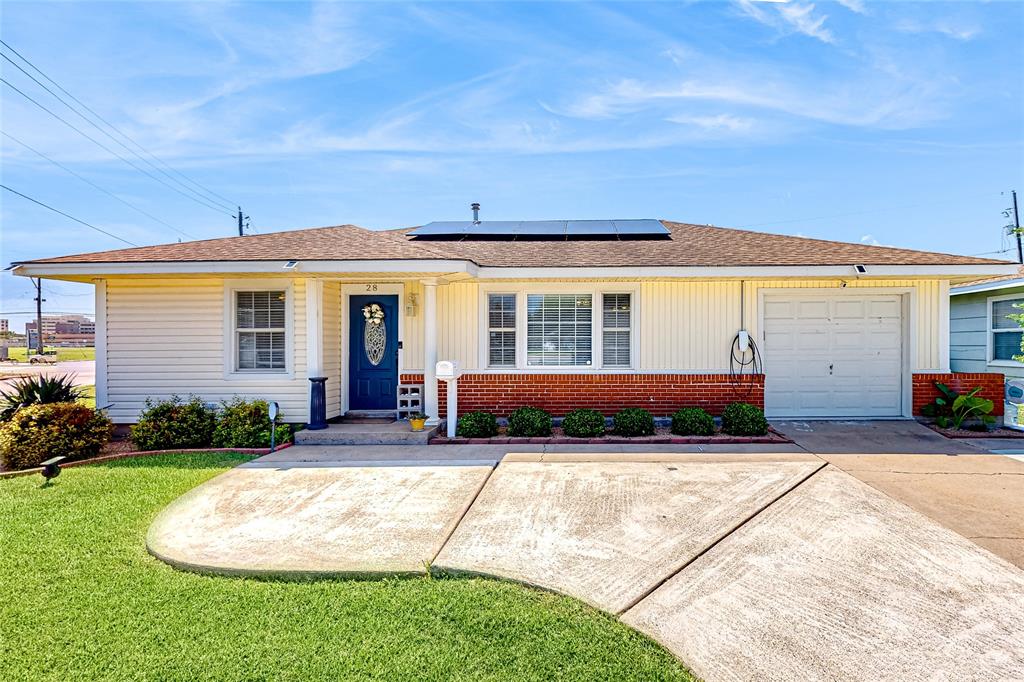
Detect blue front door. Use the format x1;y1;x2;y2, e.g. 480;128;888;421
349;294;399;411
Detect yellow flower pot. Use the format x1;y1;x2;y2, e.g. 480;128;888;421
409;418;426;432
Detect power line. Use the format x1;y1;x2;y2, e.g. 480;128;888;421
1;130;194;239
0;39;237;211
1;183;138;246
0;77;232;216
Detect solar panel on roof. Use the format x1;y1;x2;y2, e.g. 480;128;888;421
408;218;668;240
613;219;670;236
408;221;473;236
566;220;616;235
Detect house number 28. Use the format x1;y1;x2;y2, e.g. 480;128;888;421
365;284;378;292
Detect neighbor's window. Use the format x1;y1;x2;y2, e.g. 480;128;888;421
602;293;631;367
991;297;1024;362
236;290;286;371
487;294;516;367
526;294;592;366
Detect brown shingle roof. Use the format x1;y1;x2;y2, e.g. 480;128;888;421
15;220;1009;268
952;265;1024;290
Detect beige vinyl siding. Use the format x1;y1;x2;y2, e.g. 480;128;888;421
105;277;309;424
437;278;945;373
323;281;342;416
438;281;480;370
640;281;741;371
403;281;425;371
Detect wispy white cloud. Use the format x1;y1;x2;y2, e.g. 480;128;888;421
860;234;896;248
834;0;867;15
737;0;836;44
894;18;981;42
664;113;756;133
546;71;949;130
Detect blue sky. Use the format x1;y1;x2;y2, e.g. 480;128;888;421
2;0;1022;331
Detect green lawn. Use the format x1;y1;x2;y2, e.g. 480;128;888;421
77;384;95;408
5;346;95;362
0;453;695;681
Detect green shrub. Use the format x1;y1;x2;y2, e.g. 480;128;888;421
671;407;714;436
212;398;292;448
456;411;499;438
130;395;216;451
721;402;769;436
0;402;112;470
0;373;85;421
560;409;607;438
506;406;553;437
613;408;656;437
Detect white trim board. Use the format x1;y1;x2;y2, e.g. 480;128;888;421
11;260;1018;280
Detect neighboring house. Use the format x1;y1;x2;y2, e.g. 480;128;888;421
951;269;1024;379
9;218;1016;426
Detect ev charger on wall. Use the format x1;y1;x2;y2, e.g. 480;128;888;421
737;330;750;353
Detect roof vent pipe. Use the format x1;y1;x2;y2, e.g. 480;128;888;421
471;202;480;224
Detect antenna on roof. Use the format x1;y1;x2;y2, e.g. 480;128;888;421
471;202;480;224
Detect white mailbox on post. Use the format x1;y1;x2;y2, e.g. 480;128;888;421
435;360;462;438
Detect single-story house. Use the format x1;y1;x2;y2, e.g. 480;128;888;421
951;268;1024;379
10;218;1017;426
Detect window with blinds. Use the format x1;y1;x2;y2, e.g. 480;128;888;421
236;290;286;371
602;293;631;367
487;294;516;367
526;294;592;366
991;298;1024;361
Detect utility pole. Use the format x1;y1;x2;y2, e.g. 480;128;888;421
234;206;250;236
1013;190;1022;265
32;277;45;354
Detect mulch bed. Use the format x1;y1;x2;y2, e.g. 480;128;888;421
431;425;790;445
0;442;292;479
924;423;1024;439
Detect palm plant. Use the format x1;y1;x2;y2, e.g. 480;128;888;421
0;373;85;420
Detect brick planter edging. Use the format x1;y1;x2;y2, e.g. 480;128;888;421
0;442;292;479
431;429;790;445
402;372;765;417
912;372;1005;417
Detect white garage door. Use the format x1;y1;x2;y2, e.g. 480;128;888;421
763;294;904;418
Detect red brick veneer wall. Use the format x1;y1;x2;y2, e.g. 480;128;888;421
400;373;764;417
912;373;1005;416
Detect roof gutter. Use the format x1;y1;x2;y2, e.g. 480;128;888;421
9;260;1018;280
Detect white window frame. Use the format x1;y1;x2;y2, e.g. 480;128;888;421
224;280;295;379
486;292;518;368
601;292;633;368
987;293;1024;367
478;282;639;371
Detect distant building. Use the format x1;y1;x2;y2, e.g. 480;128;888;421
0;319;8;333
25;314;95;347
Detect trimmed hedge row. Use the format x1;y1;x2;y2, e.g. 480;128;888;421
131;395;292;451
454;402;768;439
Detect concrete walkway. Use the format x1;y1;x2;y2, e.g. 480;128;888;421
147;445;1024;681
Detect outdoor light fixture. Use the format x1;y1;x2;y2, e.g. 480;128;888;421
40;456;66;485
283;260;298;270
854;264;867;274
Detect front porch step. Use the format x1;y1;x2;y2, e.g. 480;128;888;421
295;421;439;446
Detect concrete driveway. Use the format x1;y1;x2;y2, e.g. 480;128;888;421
779;419;1024;568
148;447;1024;681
